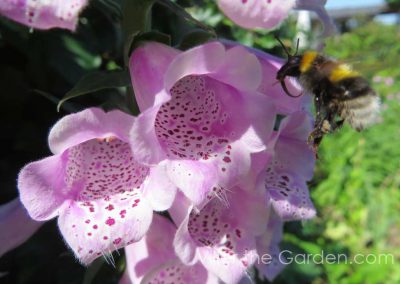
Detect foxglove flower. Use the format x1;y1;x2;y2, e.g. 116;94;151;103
0;198;43;257
262;111;316;221
171;188;270;283
217;0;335;36
120;214;219;284
130;41;277;207
17;108;173;264
0;0;88;30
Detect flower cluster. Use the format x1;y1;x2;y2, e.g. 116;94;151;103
8;40;316;283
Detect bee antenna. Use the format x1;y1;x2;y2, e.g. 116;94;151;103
274;35;292;58
294;38;300;56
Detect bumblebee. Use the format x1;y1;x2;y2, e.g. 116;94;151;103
275;38;380;155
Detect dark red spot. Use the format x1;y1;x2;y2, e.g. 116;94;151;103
105;204;114;211
113;238;122;245
223;156;231;163
105;217;116;226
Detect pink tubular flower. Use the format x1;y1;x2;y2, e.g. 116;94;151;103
262;111;316;221
171;188;270;283
0;198;43;257
217;0;335;36
129;41;278;207
120;214;219;284
0;0;88;30
17;108;174;264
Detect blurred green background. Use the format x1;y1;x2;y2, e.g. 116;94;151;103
0;0;399;283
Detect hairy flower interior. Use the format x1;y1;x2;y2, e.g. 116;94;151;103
64;138;149;201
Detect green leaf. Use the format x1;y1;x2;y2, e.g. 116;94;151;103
33;89;78;113
127;31;171;60
179;29;216;50
57;69;131;112
156;0;216;35
94;0;123;20
122;0;155;65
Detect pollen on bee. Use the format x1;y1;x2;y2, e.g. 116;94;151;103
300;51;318;73
329;64;360;82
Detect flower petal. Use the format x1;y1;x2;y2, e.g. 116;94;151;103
18;154;68;221
262;111;316;221
122;214;219;284
255;211;285;281
275;111;315;181
122;215;176;283
166;160;217;207
143;162;178;211
49;108;135;154
141;260;212;284
58;191;153;264
174;188;269;283
130;105;168;165
129;42;180;111
217;0;296;30
267;176;315;220
165;42;226;91
239;92;277;152
0;0;88;30
211;45;262;91
198;246;257;284
173;210;198;264
0;198;43;257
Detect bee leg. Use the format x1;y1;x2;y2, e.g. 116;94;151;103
314;93;324;127
309;93;325;143
312;136;323;159
310;113;335;159
308;126;325;159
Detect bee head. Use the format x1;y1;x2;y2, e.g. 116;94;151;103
275;37;303;98
276;55;302;80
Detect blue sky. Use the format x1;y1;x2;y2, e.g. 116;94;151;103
325;0;398;24
326;0;385;9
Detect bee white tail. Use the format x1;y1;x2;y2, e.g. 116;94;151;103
341;95;381;131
